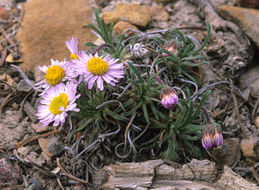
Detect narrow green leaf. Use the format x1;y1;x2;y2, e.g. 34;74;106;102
142;103;150;125
128;62;144;83
190;21;211;55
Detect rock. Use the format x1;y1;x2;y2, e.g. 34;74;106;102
38;137;53;159
150;5;170;22
240;137;259;164
0;110;29;150
31;178;43;190
17;147;30;157
24;152;45;167
214;166;258;189
113;21;138;35
0;158;20;188
217;5;259;48
31;123;49;133
103;3;151;27
212;138;241;168
47;137;64;156
17;0;96;72
238;0;259;9
239;65;259;97
0;6;9;20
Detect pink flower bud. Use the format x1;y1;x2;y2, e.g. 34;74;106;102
162;40;178;57
160;88;178;109
202;124;223;150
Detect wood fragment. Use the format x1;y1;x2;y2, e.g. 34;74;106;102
16;130;59;149
215;166;258;189
0;41;7;67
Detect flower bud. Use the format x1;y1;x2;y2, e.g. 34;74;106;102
202;124;223;150
162;40;178;57
160;87;178;109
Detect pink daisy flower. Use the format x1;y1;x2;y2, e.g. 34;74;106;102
35;59;78;92
65;36;82;60
37;82;80;127
72;51;124;91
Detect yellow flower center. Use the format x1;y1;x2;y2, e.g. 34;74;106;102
45;65;65;85
70;53;79;59
87;57;109;75
49;93;69;115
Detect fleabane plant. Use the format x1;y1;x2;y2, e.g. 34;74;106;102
35;8;217;162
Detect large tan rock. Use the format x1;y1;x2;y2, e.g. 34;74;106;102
113;21;139;35
217;5;259;48
103;3;151;27
17;0;96;72
150;5;170;22
240;137;259;165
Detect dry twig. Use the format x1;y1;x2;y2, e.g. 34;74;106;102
232;93;249;138
0;93;13;116
16;130;59;149
56;158;89;184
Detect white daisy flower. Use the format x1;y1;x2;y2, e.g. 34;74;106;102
37;82;80;127
72;51;124;91
36;59;78;91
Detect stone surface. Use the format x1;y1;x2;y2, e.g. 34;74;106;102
238;0;259;9
0;6;9;20
17;147;30;157
113;21;138;35
38;137;53;159
217;5;259;48
17;0;96;72
239;65;259;97
31;122;49;133
24;152;45;167
240;137;259;164
212;138;241;168
0;158;20;188
150;5;170;22
0;110;29;150
103;3;151;27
